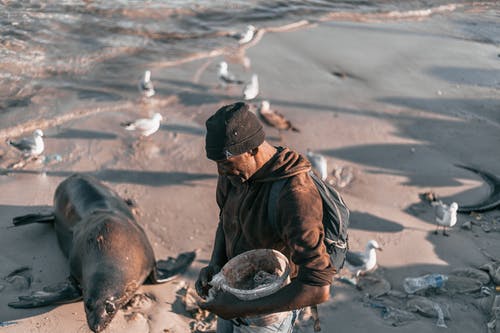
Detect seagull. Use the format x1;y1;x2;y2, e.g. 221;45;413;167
243;74;259;100
121;113;163;137
7;129;44;157
231;25;256;44
257;100;299;140
431;201;458;236
138;70;155;98
306;149;327;181
345;240;382;277
217;61;244;88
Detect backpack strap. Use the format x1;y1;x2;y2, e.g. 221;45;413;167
268;178;288;234
307;171;348;251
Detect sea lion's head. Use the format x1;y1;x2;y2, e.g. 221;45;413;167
85;297;117;332
83;270;139;332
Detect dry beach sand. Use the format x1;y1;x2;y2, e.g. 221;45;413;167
1;4;500;333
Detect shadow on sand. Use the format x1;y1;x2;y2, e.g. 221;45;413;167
2;169;217;187
348;211;404;233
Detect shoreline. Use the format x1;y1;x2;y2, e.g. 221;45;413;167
1;2;496;138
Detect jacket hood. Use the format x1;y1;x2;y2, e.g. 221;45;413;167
251;147;311;183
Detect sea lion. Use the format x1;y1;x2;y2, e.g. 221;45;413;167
455;164;500;213
8;173;196;332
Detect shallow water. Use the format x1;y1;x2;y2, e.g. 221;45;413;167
0;0;498;134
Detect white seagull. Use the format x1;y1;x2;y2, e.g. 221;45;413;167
232;25;256;44
7;129;45;157
138;70;155;98
432;201;458;236
217;61;244;87
121;113;163;137
243;74;259;100
306;149;328;181
345;240;382;277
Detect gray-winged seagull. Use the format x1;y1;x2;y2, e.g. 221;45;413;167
217;61;244;88
345;240;382;277
243;74;259;100
121;113;163;137
7;129;45;157
232;25;256;44
138;70;155;98
431;200;458;236
306;149;327;181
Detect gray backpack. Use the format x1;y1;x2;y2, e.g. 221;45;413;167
268;171;350;271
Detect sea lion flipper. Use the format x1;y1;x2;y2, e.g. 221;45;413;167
13;213;55;226
150;251;196;284
8;278;82;308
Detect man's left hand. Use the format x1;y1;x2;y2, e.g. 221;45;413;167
198;291;243;320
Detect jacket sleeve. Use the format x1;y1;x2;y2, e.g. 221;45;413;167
278;173;336;286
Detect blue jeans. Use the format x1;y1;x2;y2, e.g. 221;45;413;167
217;310;299;333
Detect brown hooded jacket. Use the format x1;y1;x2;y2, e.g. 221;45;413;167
216;147;335;286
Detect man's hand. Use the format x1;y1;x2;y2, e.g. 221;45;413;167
195;265;221;298
198;290;242;320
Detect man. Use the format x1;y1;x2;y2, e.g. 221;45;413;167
197;102;335;332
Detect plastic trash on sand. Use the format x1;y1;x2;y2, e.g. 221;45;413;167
406;296;451;321
487;291;500;333
403;274;448;294
433;303;447;328
369;302;417;327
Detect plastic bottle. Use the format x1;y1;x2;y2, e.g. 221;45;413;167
403;273;448;294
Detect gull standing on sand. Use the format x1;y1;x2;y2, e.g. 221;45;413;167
7;129;44;157
121;113;163;137
243;74;259;100
138;70;155;98
432;201;458;236
345;240;382;277
257;100;300;140
232;25;256;44
217;61;244;88
257;101;299;132
306;149;328;181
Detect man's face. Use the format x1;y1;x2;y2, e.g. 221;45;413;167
216;151;256;186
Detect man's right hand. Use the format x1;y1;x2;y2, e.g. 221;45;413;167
195;265;221;298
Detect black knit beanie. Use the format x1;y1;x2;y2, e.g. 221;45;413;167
205;102;265;160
